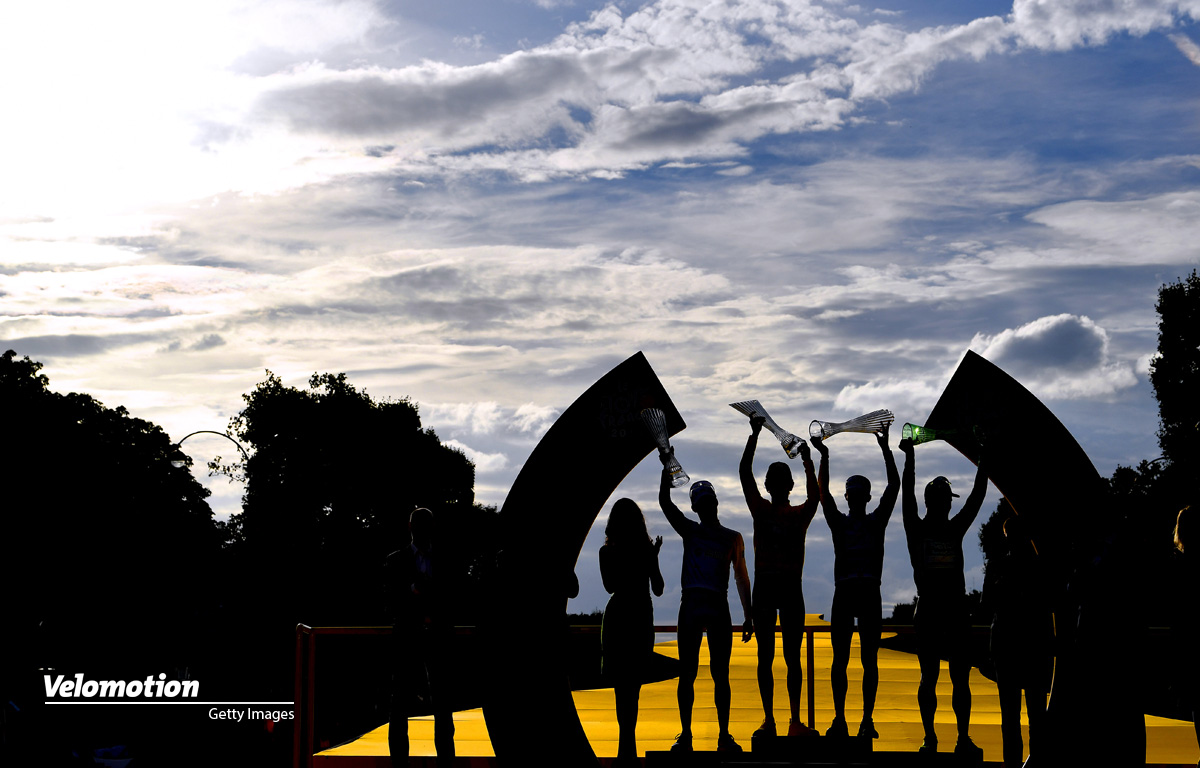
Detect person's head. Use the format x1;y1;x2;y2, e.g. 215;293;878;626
606;497;650;548
409;507;434;549
924;476;959;517
689;480;719;524
765;462;794;498
844;475;872;510
1176;505;1190;553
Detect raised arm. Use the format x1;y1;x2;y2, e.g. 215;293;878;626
899;438;918;531
952;448;990;536
659;452;689;537
798;439;818;519
732;532;754;642
813;435;840;525
740;416;765;509
876;424;900;525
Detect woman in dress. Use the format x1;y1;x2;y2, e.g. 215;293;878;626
600;498;664;765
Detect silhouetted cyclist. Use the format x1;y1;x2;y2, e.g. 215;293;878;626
898;438;989;759
813;423;898;740
659;450;753;753
739;414;818;738
984;512;1052;767
386;507;454;767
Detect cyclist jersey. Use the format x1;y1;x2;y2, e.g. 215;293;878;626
677;517;740;593
746;495;815;577
828;510;888;585
908;518;966;598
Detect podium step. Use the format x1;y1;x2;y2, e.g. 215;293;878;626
646;734;989;767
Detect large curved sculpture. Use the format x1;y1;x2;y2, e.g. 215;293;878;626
482;352;684;765
925;350;1141;765
924;350;1105;570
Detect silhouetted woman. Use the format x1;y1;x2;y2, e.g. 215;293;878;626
600;498;664;765
1173;506;1198;761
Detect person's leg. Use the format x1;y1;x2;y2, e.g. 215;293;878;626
915;604;941;748
779;588;805;726
996;671;1022;767
676;600;702;742
615;682;640;758
858;586;882;729
388;629;409;768
829;587;852;724
1192;689;1199;764
917;647;941;745
425;627;455;764
948;612;973;745
752;579;777;730
707;600;735;737
1023;684;1047;765
1024;649;1052;761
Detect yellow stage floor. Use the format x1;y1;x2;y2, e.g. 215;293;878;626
317;619;1199;765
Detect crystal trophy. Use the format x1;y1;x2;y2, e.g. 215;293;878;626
640;408;689;487
729;400;806;459
809;409;895;440
901;422;985;446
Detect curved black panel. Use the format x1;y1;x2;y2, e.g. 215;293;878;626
925;350;1106;566
483;352;684;765
925;350;1140;764
500;351;684;562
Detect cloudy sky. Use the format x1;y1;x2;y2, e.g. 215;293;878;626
3;0;1197;621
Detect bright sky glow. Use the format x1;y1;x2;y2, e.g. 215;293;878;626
3;0;1197;620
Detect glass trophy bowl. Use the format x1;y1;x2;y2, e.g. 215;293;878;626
641;407;689;487
729;400;805;459
809;409;895;440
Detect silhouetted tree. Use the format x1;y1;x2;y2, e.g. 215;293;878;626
1150;269;1200;505
1098;273;1199;722
0;350;220;676
1105;271;1199;628
209;371;500;748
219;371;496;627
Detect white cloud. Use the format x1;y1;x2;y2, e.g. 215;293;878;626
1010;0;1199;51
513;402;560;434
225;0;1200;183
442;438;509;473
423;401;505;433
833;377;945;420
1170;32;1200;63
970;314;1138;399
1018;191;1200;267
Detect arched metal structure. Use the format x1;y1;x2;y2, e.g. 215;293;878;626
482;352;684;765
924;350;1141;764
924;350;1105;569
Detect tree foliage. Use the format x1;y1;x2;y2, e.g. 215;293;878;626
1149;269;1200;498
220;371;496;626
0;350;220;672
1107;271;1198;547
1104;272;1198;631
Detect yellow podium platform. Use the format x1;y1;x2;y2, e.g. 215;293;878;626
315;621;1199;766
